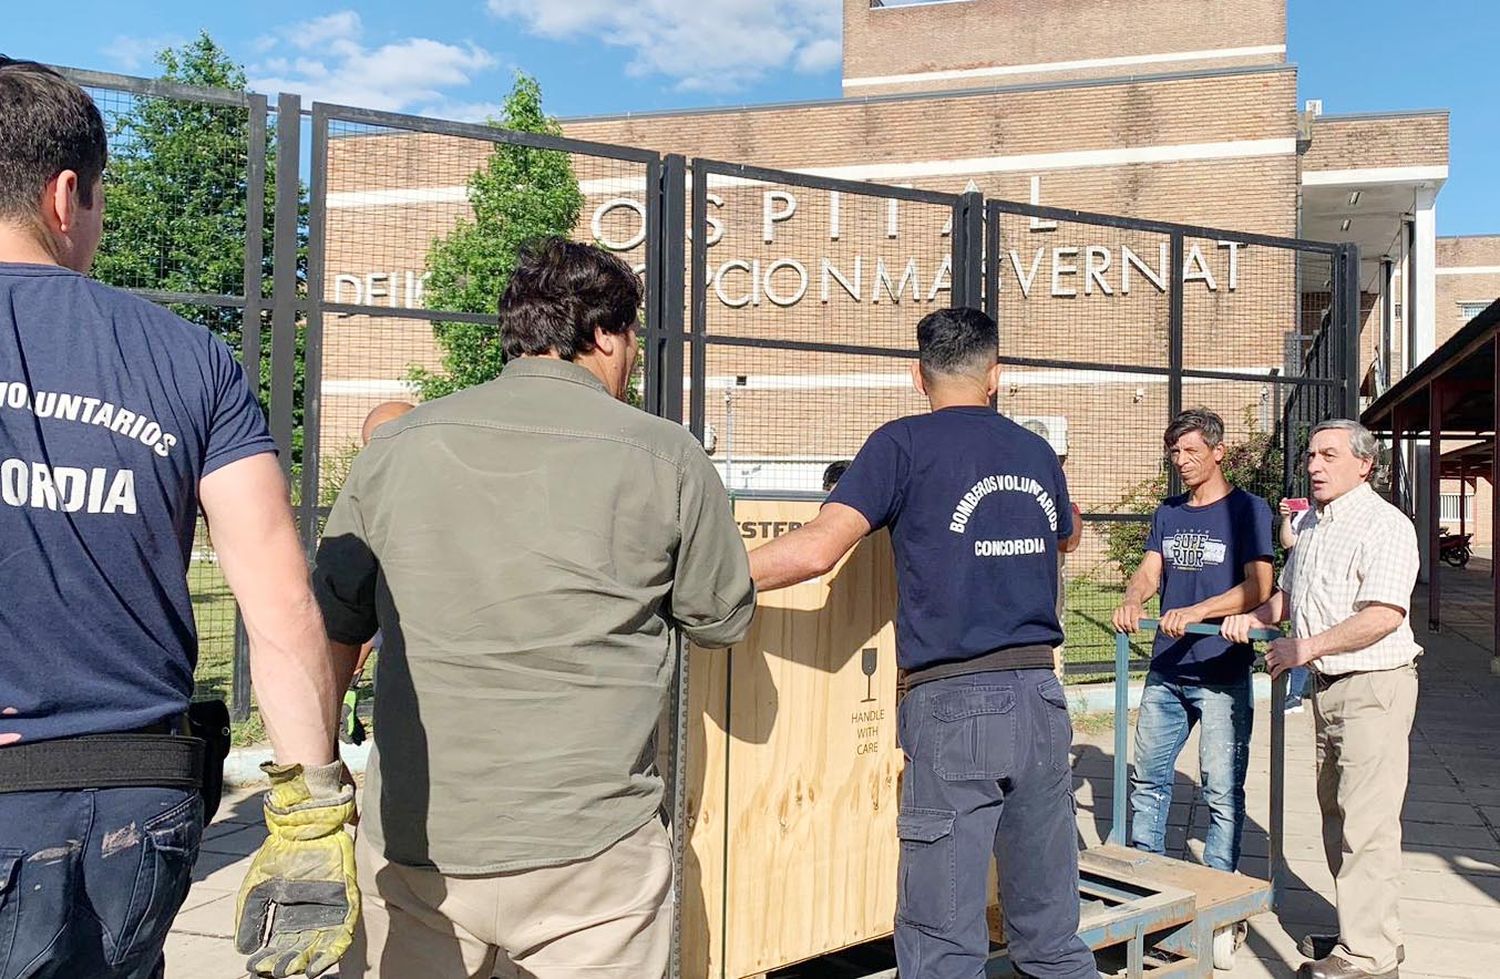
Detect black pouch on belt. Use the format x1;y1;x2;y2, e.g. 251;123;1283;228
187;699;232;823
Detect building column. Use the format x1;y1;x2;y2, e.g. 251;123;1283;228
1492;336;1499;674
1411;189;1438;364
1428;381;1442;631
1380;257;1395;394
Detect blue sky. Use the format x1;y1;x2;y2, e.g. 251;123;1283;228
4;0;1495;235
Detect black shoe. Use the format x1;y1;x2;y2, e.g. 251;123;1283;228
1297;935;1404;965
1297;953;1399;979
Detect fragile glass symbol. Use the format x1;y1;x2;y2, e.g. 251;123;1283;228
861;648;878;703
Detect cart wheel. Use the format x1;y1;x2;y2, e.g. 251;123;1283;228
1213;924;1238;970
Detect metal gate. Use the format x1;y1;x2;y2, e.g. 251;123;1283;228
984;199;1358;673
57;64;278;721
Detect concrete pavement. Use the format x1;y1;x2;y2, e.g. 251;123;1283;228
169;601;1500;978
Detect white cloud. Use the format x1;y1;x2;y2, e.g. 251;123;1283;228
485;0;842;92
415;99;503;124
107;34;189;72
249;11;498;112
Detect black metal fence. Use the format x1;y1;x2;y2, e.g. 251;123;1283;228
56;66;280;724
45;61;1360;724
984;199;1357;672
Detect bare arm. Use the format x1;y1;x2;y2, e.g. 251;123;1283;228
1262;603;1405;679
201;453;354;766
1160;559;1274;637
1110;550;1163;633
749;503;871;592
1220;588;1290;643
1061;503;1083;554
1278;517;1299;551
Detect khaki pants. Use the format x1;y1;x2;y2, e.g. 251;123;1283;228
1313;663;1418;975
342;819;673;979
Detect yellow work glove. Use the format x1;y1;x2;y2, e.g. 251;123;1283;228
235;760;359;978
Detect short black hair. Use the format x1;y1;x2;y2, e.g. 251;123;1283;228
916;307;997;382
499;237;642;360
0;57;107;218
822;460;851;492
1164;408;1225;450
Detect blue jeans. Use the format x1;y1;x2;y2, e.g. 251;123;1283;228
1129;671;1253;872
895;670;1098;979
0;787;203;979
1284;666;1310;709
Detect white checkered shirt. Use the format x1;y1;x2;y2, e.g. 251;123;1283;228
1279;482;1423;674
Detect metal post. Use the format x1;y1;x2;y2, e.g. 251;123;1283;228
1340;244;1363;418
1269;670;1286;910
299;104;328;552
1380;257;1395;391
1429;381;1443;631
1110;630;1130;845
983;201;1000;326
1392;407;1405;514
687;159;708;440
269;93;301;485
231;613;252;723
952;191;983;310
242;94;267;393
1492;336;1498;671
1167;234;1185;497
658;156;687;425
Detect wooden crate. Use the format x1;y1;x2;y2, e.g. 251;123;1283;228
681;498;901;978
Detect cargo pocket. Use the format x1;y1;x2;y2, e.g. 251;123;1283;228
896;808;956;934
112;794;202;968
932;686;1016;780
1038;676;1073;774
0;849;22;979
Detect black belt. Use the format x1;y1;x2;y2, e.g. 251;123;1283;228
0;726;204;794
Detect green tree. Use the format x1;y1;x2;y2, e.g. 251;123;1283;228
94;34;306;461
411;75;585;400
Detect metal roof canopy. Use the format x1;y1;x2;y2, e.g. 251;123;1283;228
1361;297;1498;652
1363;297;1499;438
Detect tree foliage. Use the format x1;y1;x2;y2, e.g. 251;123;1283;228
410;75;584;400
93;34;307;461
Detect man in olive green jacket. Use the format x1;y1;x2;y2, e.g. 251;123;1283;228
314;238;756;979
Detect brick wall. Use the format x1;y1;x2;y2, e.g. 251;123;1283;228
841;0;1285;95
1301;112;1449;173
1435;235;1500;347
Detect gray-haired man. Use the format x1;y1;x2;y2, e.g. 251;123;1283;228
1224;419;1420;979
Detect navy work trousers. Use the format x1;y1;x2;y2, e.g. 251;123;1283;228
895;669;1098;979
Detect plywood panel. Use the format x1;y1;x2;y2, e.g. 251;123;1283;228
685;499;902;978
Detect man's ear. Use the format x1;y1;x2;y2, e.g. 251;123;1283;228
910;361;927;396
986;362;1001;398
593;326;618;356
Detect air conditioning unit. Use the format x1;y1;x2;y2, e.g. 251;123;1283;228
1011;414;1069;458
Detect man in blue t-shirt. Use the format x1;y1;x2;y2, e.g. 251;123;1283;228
0;60;355;978
750;308;1098;979
1111;408;1273;874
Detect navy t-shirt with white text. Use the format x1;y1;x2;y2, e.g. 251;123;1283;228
0;263;276;744
827;407;1073;673
1145;488;1274;683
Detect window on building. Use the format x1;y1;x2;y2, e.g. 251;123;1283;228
1440;492;1474;525
1459;300;1493;322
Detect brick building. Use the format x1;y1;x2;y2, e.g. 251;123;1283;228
318;0;1483;565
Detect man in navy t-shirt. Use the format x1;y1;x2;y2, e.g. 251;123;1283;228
750;308;1098;979
1111;408;1273;875
0;60;355;978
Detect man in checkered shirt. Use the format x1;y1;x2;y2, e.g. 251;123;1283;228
1224;419;1420;979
